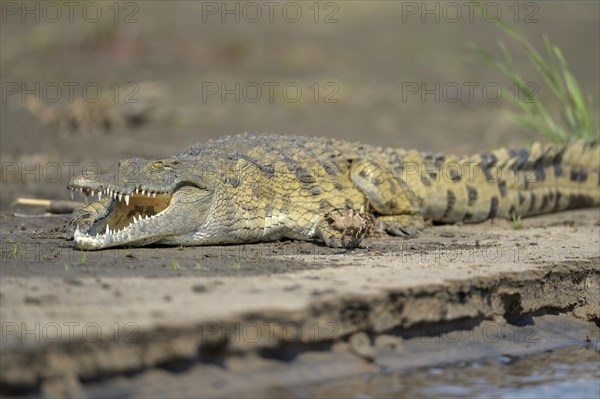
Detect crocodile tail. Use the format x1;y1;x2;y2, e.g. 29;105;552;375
403;140;599;223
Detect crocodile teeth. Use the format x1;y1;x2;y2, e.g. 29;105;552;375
70;190;74;200
98;191;102;200
141;190;145;196
106;225;110;235
135;188;139;194
152;192;156;198
124;194;130;206
118;193;122;202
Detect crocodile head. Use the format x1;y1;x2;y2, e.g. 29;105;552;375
67;157;214;249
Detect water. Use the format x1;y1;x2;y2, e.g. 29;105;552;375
280;346;600;399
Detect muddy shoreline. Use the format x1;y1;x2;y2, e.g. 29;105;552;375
1;209;599;397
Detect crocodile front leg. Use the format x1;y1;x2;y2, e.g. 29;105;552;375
65;198;113;239
315;207;373;248
350;157;424;237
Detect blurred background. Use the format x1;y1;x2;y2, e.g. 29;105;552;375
1;1;598;209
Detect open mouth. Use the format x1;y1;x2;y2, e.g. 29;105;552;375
68;184;174;246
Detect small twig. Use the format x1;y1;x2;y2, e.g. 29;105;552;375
12;198;82;214
13;198;51;207
13;213;65;218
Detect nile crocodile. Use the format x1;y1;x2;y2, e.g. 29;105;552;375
66;133;599;250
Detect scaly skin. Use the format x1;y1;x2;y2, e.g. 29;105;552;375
66;133;599;250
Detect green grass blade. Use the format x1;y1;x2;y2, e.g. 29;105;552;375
468;0;597;144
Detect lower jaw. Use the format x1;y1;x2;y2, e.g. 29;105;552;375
75;215;165;249
74;232;160;250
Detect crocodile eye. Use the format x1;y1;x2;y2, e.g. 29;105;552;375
153;161;164;170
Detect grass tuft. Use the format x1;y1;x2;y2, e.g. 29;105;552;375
511;212;524;230
469;0;598;144
6;238;20;258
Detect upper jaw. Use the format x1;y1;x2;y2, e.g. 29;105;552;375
68;175;172;205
